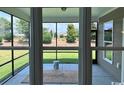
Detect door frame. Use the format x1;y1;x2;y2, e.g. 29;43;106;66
30;7;92;85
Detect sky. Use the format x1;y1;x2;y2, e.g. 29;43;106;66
0;11;11;21
0;11;21;35
0;11;79;35
104;21;113;30
43;23;79;34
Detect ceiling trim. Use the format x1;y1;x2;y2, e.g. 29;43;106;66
98;7;118;19
43;17;79;22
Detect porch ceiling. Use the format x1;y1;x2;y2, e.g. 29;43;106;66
0;7;117;22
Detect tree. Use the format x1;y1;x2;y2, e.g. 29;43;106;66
4;32;12;42
0;17;11;42
50;30;53;38
54;32;57;38
43;27;52;44
0;17;11;31
16;19;29;39
43;31;52;44
66;24;77;43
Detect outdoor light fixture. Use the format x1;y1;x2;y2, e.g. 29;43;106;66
61;7;67;11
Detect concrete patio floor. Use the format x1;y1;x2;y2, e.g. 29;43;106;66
3;64;118;85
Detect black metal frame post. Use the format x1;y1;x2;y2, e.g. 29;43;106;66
11;15;14;76
91;29;97;64
95;21;98;64
56;23;57;60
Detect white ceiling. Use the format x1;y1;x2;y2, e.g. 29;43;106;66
1;7;117;22
43;8;79;18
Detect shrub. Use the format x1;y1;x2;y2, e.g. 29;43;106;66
54;32;57;38
0;36;2;43
17;37;24;44
4;32;12;42
43;31;52;44
66;24;76;43
66;35;76;43
0;36;3;45
60;34;64;38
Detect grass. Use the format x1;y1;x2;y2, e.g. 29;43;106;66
0;50;96;81
92;51;96;60
0;50;11;65
105;51;112;60
0;63;12;81
43;50;96;63
43;53;78;63
0;50;28;65
0;50;29;81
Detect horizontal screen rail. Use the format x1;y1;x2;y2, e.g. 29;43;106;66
91;47;124;50
0;47;29;50
2;47;124;50
0;47;79;50
0;50;78;67
0;61;12;67
0;52;29;67
43;47;79;50
43;52;78;53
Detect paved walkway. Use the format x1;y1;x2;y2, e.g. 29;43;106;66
3;64;118;85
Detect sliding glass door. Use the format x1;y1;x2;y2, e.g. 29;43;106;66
43;22;79;84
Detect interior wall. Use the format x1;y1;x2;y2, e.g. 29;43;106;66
98;7;124;81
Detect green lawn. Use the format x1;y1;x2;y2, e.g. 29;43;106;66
43;51;96;63
43;53;78;63
105;51;112;60
0;50;29;81
0;50;96;81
